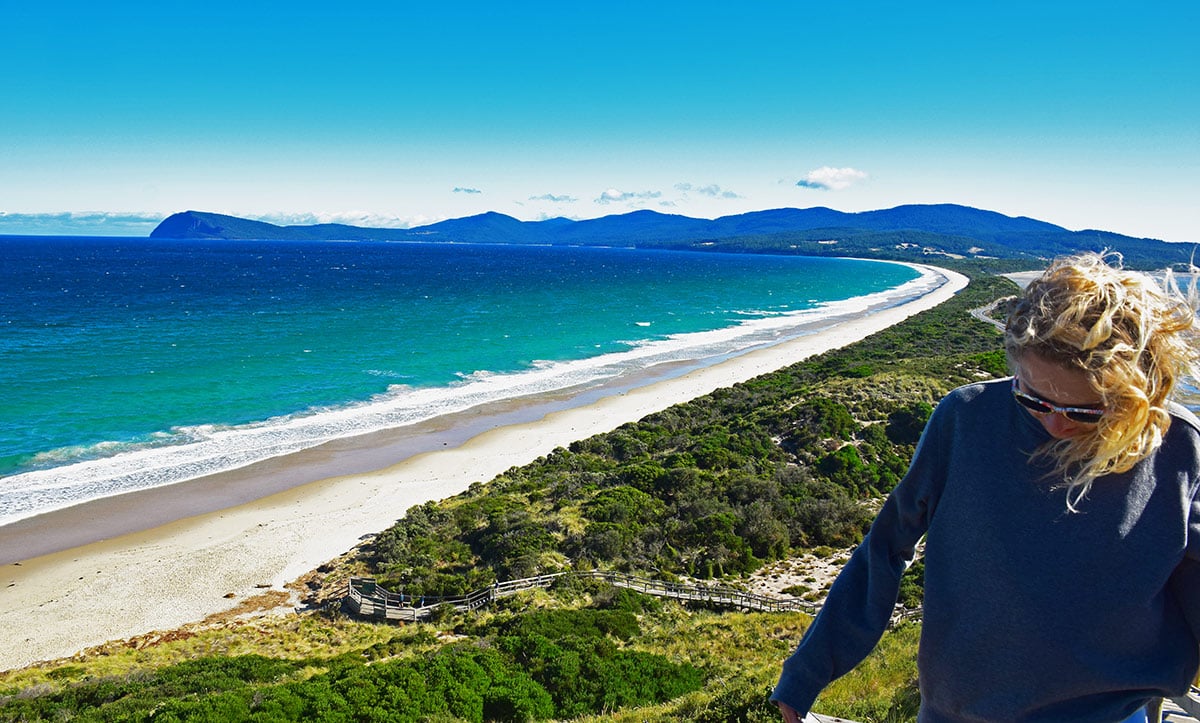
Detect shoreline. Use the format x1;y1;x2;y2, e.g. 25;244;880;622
0;263;968;672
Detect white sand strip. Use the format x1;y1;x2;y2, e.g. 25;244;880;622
0;264;967;672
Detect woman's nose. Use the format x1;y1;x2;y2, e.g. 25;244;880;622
1040;412;1082;439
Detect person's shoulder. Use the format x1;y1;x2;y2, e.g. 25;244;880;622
1161;404;1200;479
1166;401;1200;438
928;379;1011;429
942;377;1010;407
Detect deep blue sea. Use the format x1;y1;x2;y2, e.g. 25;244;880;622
0;236;933;525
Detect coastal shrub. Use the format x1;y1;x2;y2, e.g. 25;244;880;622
546;573;607;602
790;495;870;549
608;429;651;461
579;521;633;561
491;608;641;642
970;348;1010;377
678;512;762;578
507;635;703;719
773;464;814;497
594;586;663;614
855;423;909;494
482;522;556;566
779;397;860;453
584;485;662;525
663;451;697;468
382;567;495;599
897;559;926;609
736;499;790;560
885;401;934;446
620;462;667;490
817;444;878;496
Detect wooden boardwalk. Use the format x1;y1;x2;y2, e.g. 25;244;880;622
344;569;820;622
1164;689;1200;722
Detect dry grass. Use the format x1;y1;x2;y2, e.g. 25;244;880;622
823;372;949;421
0;611;401;692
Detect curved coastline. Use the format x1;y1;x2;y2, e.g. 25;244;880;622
0;253;921;529
0;262;968;672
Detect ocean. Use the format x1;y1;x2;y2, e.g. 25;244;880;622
0;237;928;526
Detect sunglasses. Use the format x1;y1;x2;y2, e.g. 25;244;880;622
1011;377;1105;424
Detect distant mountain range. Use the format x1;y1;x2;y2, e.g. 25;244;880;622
150;204;1196;270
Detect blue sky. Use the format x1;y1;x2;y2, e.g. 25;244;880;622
2;2;1197;242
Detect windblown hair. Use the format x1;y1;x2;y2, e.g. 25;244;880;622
1004;251;1199;508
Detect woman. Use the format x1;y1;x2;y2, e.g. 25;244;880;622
772;252;1200;722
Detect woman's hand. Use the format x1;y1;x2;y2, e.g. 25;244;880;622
776;701;805;723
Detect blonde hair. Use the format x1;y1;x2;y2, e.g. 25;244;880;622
1004;251;1199;508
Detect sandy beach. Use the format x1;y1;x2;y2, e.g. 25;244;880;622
0;263;968;672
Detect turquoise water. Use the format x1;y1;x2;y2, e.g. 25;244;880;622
0;237;924;524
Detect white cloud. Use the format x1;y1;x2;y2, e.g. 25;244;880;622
256;211;415;228
0;210;440;235
796;167;869;191
453;187;483;194
594;188;663;204
674;182;742;199
0;211;164;235
536;211;583;221
529;193;577;203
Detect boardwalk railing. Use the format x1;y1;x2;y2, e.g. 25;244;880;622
344;570;820;623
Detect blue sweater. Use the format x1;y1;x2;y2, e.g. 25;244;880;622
772;379;1200;722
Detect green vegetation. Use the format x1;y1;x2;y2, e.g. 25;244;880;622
1;268;1019;722
362;272;1014;597
0;602;702;722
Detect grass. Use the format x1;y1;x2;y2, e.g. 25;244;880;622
0;614;400;693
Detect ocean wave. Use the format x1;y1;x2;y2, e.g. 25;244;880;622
0;267;943;527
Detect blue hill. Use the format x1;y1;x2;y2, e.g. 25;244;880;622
150;204;1189;268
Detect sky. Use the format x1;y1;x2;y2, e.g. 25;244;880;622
2;2;1197;242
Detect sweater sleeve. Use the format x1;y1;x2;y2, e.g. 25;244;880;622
1170;466;1200;654
770;394;952;715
